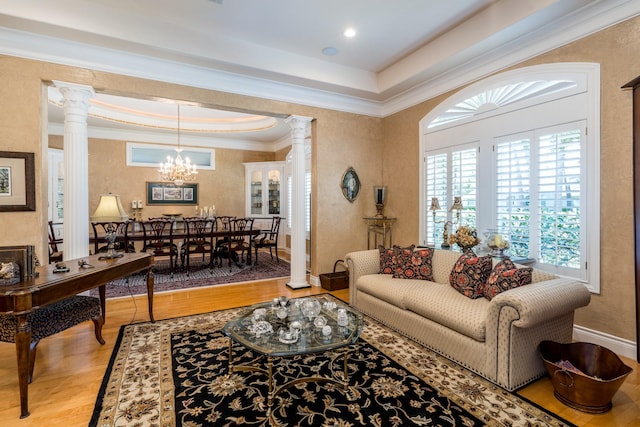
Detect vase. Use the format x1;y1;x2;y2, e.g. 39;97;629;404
485;230;509;257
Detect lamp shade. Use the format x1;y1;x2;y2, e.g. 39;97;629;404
91;194;129;222
450;196;464;211
430;197;441;211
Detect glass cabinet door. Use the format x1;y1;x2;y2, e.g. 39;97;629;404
244;162;284;217
250;169;263;215
268;169;281;215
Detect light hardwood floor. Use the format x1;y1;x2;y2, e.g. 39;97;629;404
0;277;638;426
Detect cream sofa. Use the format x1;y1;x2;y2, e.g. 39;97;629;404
344;248;591;391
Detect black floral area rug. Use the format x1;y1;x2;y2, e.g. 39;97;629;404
90;300;575;427
90;252;290;299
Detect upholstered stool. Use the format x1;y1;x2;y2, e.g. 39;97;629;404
0;295;104;383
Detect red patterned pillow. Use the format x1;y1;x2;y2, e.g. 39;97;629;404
390;245;416;277
379;245;415;274
484;264;533;301
449;252;493;299
393;247;434;280
379;245;396;274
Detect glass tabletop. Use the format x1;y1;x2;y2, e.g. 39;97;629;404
222;295;363;357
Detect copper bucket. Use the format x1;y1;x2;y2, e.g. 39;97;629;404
539;341;632;413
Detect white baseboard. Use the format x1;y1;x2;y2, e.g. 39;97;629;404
309;274;320;286
573;325;637;361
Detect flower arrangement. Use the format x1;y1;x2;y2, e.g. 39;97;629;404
449;226;480;250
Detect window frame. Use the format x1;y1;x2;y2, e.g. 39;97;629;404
418;63;600;293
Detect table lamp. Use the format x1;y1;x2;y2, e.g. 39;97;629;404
91;193;129;259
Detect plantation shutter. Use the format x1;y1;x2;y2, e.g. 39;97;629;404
425;151;448;246
424;145;477;246
495;122;585;279
495;134;532;259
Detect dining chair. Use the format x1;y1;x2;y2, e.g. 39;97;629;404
47;221;63;263
213;215;234;258
140;218;179;275
252;216;281;264
181;217;216;274
220;217;254;270
91;220;135;255
214;216;235;232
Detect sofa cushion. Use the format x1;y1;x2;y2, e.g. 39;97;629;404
449;252;493;299
486;258;516;290
530;268;556;283
431;250;467;284
484;264;533;300
378;244;415;274
356;274;426;309
393;247;434;280
379;246;396;274
404;283;490;341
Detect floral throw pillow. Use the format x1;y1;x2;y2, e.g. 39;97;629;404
393;247;434;280
379;244;415;275
390;245;416;277
379;245;397;274
484;262;533;301
449;252;493;299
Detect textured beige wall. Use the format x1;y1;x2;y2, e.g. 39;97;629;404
3;15;638;342
87;138;274;220
382;16;640;342
0;55;381;278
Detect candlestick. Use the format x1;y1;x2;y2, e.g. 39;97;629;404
373;186;387;217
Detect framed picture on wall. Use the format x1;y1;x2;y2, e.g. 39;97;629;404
146;182;198;205
341;167;360;202
0;151;36;212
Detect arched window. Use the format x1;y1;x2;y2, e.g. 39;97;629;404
419;63;600;292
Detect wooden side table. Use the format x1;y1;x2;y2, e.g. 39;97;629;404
363;217;397;249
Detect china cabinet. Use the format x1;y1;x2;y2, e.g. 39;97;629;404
244;162;284;218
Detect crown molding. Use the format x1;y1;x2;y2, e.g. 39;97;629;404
2;0;639;118
0;25;384;117
382;0;640;116
48;122;283;152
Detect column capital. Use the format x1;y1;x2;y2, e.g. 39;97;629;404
286;115;312;141
53;80;95;102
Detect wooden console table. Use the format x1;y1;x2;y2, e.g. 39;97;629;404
363;217;397;249
0;252;154;418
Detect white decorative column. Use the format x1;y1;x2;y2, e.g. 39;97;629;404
54;81;95;260
286;115;312;289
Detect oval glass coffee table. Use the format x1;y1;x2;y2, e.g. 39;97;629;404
222;296;363;409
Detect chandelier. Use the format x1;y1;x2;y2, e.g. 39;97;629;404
158;104;197;186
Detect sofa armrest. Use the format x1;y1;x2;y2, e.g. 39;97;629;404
345;249;380;306
489;278;591;328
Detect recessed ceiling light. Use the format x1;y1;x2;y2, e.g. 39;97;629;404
343;28;356;38
322;46;339;56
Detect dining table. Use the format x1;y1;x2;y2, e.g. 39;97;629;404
91;223;263;266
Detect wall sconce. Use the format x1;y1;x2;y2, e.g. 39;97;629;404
430;196;464;248
373;186;387;218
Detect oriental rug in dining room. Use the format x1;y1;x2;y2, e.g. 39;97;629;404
89;299;575;427
90;252;290;299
